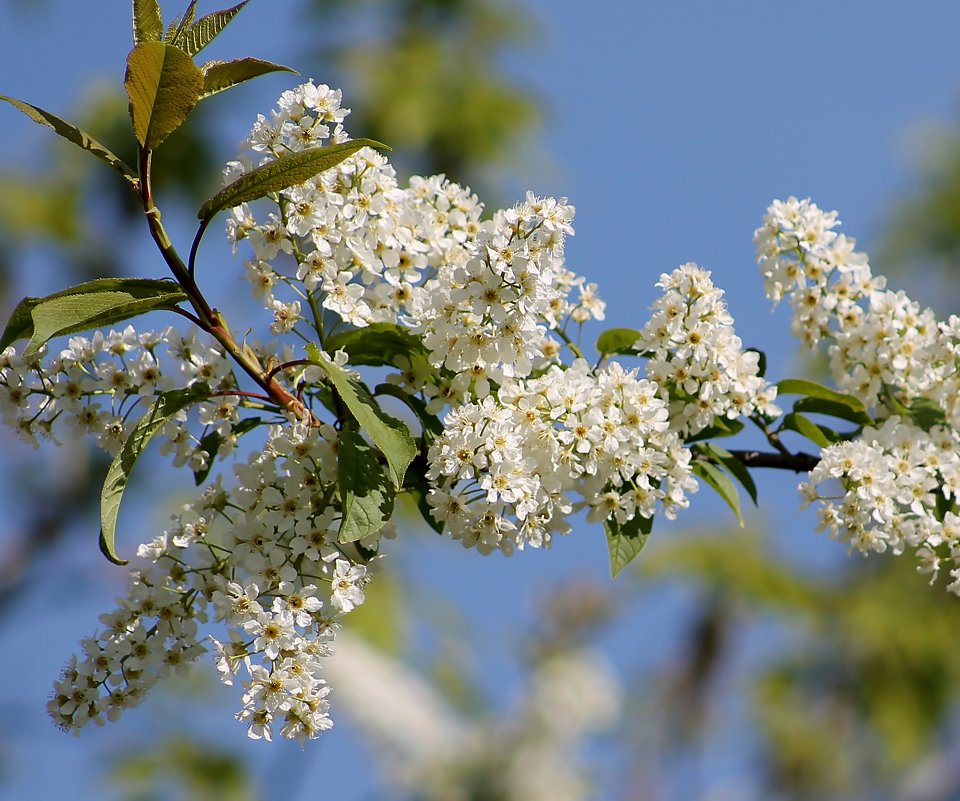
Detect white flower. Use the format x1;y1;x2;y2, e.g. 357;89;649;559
330;559;367;613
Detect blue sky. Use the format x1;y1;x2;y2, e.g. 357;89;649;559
2;1;960;799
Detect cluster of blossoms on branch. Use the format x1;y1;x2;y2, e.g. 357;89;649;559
0;326;236;464
4;46;959;744
226;81;601;398
0;79;771;742
757;197;960;593
47;416;378;742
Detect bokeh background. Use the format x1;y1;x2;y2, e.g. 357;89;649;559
2;1;960;800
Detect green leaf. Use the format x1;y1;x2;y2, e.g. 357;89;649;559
792;396;872;426
596;328;642;357
776;379;867;413
171;1;250;56
683;417;745;443
692;460;743;526
132;0;164;43
192;416;262;485
375;383;444;437
200;57;298;98
745;347;767;378
0;95;137;185
337;426;395;543
935;489;955;523
781;412;834;449
198;139;390;221
307;345;415;487
1;278;188;358
696;442;758;505
414;487;444;534
125;41;204;149
324;323;428;367
907;397;947;431
100;384;210;564
606;513;654;578
165;0;198;42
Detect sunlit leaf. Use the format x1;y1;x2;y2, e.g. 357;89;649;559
0;95;137;185
132;0;164;44
596;327;641;357
200;57;298;98
1;278;187;358
198;139;389;221
776;378;867;413
338;426;394;543
696;442;758;505
324;322;428;367
100;384;210;564
606;513;654;578
781;412;835;449
684;417;745;443
693;460;743;526
307;345;415;487
171;1;251;56
125;41;204;149
791;396;872;426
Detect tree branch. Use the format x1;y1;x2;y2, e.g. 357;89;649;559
694;448;820;473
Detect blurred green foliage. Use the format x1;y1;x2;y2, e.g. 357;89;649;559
110;739;258;801
881;127;960;288
302;0;540;196
640;531;960;801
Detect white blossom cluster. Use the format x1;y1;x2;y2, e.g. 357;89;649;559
757;197;960;590
0;326;240;467
634;263;780;437
225;81;605;400
800;417;960;595
754;197;952;416
425;359;696;555
48;420;380;743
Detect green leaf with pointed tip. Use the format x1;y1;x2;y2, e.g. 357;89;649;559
337;426;395;544
696;442;758;505
596;327;642;357
200;57;298;98
411;486;444;534
776;379;867;413
172;1;250;56
307;345;415;487
192;416;262;485
165;0;197;42
100;384;210;564
375;383;444;437
0;95;137;185
125;41;204;149
132;0;164;43
693;460;743;526
781;412;835;449
606;513;654;578
907;397;947;431
683;416;745;443
325;323;429;367
198;139;390;220
791;396;872;426
1;278;187;358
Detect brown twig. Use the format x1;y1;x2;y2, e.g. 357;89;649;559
693;448;820;473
